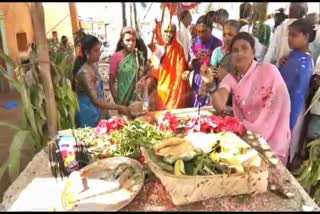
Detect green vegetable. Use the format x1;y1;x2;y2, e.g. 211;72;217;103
110;120;174;158
145;148;174;172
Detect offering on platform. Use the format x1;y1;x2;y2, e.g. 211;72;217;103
61;157;144;211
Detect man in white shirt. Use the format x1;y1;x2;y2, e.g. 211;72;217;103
306;13;320;63
177;10;193;61
238;3;269;62
210;9;229;41
263;3;308;65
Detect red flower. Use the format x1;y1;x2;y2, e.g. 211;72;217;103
60;150;69;159
219;116;246;135
96;117;127;135
159;112;180;133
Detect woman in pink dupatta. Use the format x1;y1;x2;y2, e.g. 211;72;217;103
211;32;291;165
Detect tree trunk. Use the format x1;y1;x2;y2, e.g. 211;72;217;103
30;3;58;138
121;2;127;27
133;3;140;34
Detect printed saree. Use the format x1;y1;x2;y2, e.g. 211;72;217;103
117;51;144;106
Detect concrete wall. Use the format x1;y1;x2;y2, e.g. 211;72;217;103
0;3;34;65
43;3;74;45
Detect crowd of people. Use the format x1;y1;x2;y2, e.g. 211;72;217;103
70;2;320;169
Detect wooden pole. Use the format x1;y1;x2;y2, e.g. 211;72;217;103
130;2;133;27
68;2;80;55
30;3;58;138
133;2;140;34
160;4;165;28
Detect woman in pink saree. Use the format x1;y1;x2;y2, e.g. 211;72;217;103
211;32;291;165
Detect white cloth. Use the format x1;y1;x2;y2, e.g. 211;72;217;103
150;45;165;70
265;18;274;31
211;22;223;41
263;19;296;65
9;178;66;211
310;26;320;63
176;23;192;61
289;110;305;164
240;24;268;62
313;56;320;76
311;57;320;115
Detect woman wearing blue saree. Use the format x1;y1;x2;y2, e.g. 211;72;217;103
279;19;315;164
73;35;130;128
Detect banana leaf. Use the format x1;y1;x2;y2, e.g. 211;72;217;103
0;160;8;181
0;121;23;131
7;130;33;181
307;138;320;148
0;51;17;68
305;88;320;116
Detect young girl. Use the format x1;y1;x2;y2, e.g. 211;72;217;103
278;19;316;165
211;20;241;68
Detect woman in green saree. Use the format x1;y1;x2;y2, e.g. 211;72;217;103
109;27;147;106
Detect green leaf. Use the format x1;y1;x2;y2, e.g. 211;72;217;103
307;139;320;148
0;121;23;131
0;65;21;91
0;160;8;181
0;50;17;68
305;89;320;116
7;130;32;181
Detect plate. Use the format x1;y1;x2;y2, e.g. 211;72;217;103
61;157;145;211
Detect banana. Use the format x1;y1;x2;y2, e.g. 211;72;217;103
209;152;220;163
174;160;186;176
217;153;244;173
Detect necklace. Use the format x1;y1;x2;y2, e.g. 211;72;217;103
235;63;259;81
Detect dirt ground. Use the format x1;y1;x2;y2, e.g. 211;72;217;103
0;91;32;202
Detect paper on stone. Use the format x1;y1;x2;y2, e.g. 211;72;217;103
8;178;67;211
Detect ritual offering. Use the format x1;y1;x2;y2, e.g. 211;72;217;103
61;157;145;211
50;107;277;207
128;101;145;117
140;111;271;205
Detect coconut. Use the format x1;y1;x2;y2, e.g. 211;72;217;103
128;101;144;117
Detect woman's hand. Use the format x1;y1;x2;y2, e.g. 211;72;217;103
200;63;208;74
201;64;214;84
195;51;207;60
118;105;131;116
313;74;320;89
215;67;229;81
182;70;191;80
198;83;209;97
137;75;147;89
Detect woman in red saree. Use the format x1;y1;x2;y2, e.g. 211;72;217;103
149;23;192;110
